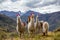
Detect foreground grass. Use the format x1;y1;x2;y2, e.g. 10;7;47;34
0;31;60;40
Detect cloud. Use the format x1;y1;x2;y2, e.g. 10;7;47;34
11;0;20;2
0;0;5;3
31;5;60;13
0;0;60;13
0;0;29;12
11;0;17;2
26;0;58;8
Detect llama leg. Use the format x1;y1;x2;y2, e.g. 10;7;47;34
28;30;30;37
45;30;48;36
19;33;21;38
22;32;25;38
17;32;21;37
43;32;45;36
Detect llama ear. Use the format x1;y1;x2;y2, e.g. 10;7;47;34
16;11;21;16
16;14;20;16
31;12;34;15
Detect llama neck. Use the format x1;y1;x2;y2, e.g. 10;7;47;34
36;16;39;24
35;15;39;29
28;16;30;23
17;16;22;27
30;17;34;27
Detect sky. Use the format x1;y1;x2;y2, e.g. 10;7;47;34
0;0;60;13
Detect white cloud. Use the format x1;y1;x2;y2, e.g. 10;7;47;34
0;0;30;12
31;5;60;13
0;0;60;13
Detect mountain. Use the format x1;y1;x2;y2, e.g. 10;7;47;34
0;14;16;32
0;10;24;20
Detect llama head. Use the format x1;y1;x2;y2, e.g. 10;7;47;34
31;14;34;19
16;13;20;16
16;13;21;23
16;13;21;20
31;12;34;18
32;14;34;17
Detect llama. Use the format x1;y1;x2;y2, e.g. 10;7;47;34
35;15;40;33
42;21;49;36
16;14;26;37
28;13;35;34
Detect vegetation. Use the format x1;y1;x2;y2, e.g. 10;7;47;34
0;29;60;40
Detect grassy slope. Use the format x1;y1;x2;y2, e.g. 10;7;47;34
2;31;60;40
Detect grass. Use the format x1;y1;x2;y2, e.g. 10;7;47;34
0;31;60;40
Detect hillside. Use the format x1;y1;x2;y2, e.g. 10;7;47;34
0;14;16;32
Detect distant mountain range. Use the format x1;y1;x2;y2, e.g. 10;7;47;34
0;10;24;20
0;10;60;31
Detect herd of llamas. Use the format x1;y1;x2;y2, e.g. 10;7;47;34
16;13;49;37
